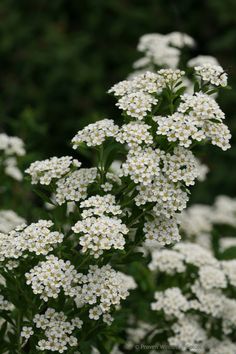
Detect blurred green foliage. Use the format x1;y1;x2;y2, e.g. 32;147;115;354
0;0;236;204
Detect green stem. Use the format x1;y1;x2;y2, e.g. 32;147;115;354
16;309;22;353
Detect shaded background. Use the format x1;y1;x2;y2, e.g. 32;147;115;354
0;0;236;205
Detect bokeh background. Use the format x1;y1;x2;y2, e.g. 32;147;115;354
1;0;236;207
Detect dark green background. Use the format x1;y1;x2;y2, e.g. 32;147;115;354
1;0;236;205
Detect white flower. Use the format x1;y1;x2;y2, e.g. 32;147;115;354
156;92;231;150
149;249;186;274
21;326;34;339
194;63;228;87
32;308;82;353
188;55;220;67
116;91;158;120
116;121;153;148
25;255;80;301
121;148;163;185
72;119;119;147
144;215;181;246
135;173;188;218
163;146;202;186
0;210;25;233
0;294;12;311
55;168;97;205
80;194;122;218
75;264;135;322
72;215;128;258
198;265;227;290
168;316;206;352
151;287;189;319
0;220;63;263
221;260;236;287
0;133;25;156
26;156;81;185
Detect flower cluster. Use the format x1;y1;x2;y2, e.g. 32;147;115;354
194;63;228;87
72;195;128;258
149;242;236;352
143;215;180;246
156;92;231;150
116;121;153;148
25;255;80;301
55;167;97;205
180;195;236;250
0;209;25;233
80;194;122;218
75;264;136;323
116;91;158;120
151;287;189;319
0;220;63;266
135;32;195;69
121;148;162;185
72;119;119;147
0;133;25;180
0;294;12;311
0;133;25;156
163;146;202;186
25;156;81;185
22;308;83;353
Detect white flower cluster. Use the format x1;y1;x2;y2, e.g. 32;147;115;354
109;71;165;96
158;68;185;86
116;121;153;148
26;156;81;185
4;157;24;181
0;220;63;264
116;91;158;120
168;316;206;352
121;148;162;185
194;63;228;87
163;146;202;186
22;308;83;353
135;32;195;69
0;294;12;311
221;261;236;287
149;249;186;274
135;174;188;217
179;204;213;239
124;321;155;350
72;210;128;258
25;255;80;301
207;339;236;354
0;210;25;233
75;264;136;323
188;55;220;67
156;92;231;150
0;133;25;156
178;92;225;120
55;168;97;205
180;195;236;249
72;119;119;147
80;194;122;218
0;133;25;180
213;195;236;226
149;242;236;351
151;287;189;319
144;215;180;246
198;265;227;289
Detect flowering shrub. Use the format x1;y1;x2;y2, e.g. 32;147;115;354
124;242;236;353
0;33;234;353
